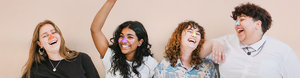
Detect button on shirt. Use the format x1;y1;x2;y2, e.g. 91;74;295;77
206;35;300;78
154;59;218;78
240;35;267;56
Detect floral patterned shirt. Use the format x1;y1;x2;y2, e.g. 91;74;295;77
154;58;218;78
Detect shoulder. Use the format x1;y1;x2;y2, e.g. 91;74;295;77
201;59;216;68
77;52;91;58
144;56;158;64
143;56;158;68
265;36;292;50
156;59;171;68
76;52;92;61
213;34;238;44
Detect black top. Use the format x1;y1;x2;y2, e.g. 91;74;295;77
22;52;100;78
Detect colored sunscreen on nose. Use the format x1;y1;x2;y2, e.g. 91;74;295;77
122;36;127;43
49;34;54;40
192;32;196;37
235;20;240;25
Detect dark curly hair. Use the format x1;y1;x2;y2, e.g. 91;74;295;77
108;21;153;78
231;2;272;34
164;21;205;70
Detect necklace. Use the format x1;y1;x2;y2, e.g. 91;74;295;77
49;59;62;72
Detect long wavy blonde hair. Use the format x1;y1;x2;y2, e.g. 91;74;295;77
22;20;79;78
164;21;205;70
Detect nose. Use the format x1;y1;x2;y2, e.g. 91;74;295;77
235;20;240;25
121;36;128;43
48;34;54;40
192;31;196;37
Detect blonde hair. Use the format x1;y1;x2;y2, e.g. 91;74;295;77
22;20;79;78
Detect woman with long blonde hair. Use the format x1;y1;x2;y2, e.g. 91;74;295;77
22;20;99;78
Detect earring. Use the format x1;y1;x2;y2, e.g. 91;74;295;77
39;48;44;55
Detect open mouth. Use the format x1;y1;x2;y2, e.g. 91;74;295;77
188;39;196;43
49;40;57;45
237;29;244;33
122;45;129;48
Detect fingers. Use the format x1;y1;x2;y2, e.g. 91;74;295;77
212;47;224;64
221;48;225;63
218;50;222;64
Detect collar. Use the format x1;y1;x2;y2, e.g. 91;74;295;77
175;59;195;71
240;35;267;51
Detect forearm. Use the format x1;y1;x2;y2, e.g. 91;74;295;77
200;40;214;58
91;0;116;32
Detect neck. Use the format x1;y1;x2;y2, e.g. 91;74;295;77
125;52;135;62
179;47;193;69
243;33;263;45
47;51;64;61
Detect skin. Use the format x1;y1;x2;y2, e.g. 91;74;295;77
37;24;63;60
118;27;143;61
90;0;143;61
179;26;201;69
200;14;263;64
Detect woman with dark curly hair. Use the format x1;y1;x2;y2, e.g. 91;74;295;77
200;2;300;78
154;21;218;78
90;0;157;78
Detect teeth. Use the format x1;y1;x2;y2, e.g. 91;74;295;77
122;45;129;48
237;29;243;31
188;39;195;43
237;29;244;33
49;41;57;45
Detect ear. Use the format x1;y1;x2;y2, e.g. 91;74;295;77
138;39;144;46
37;41;43;48
255;20;262;30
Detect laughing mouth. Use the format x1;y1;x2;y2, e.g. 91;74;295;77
49;40;57;45
122;45;129;48
237;29;244;33
188;39;196;43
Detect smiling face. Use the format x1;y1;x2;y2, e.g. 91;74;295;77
181;26;201;50
118;27;143;56
37;24;61;53
235;14;262;45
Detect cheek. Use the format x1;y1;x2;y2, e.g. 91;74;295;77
129;40;134;43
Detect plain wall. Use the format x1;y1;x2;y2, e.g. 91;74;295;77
1;0;299;78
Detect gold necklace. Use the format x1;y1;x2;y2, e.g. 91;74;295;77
49;59;62;72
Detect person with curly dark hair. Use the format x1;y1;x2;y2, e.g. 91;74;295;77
200;2;300;78
90;0;157;78
154;21;218;78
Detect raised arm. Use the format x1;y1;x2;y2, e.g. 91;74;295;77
91;0;117;58
200;40;225;64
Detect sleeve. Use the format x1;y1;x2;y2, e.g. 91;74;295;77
148;57;158;78
205;35;229;62
102;48;112;64
282;50;300;78
203;59;219;78
81;53;100;78
153;60;165;78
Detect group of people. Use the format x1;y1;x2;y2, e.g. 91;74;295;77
21;0;300;78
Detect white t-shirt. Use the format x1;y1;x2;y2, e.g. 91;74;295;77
102;48;158;78
207;35;300;78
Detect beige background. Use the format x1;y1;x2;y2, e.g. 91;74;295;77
1;0;299;78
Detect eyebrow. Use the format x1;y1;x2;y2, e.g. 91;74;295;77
120;33;135;36
186;27;200;32
41;29;55;36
